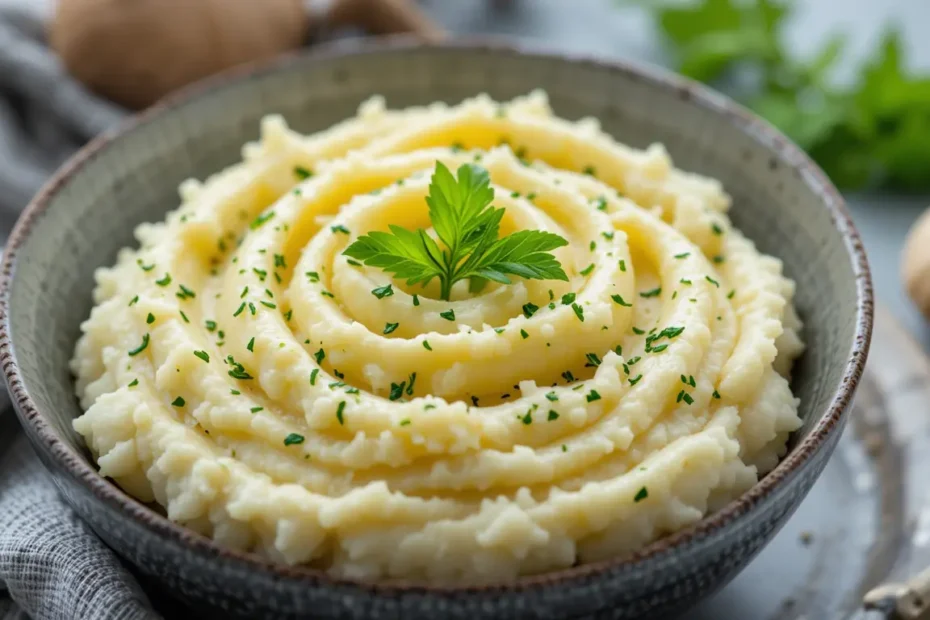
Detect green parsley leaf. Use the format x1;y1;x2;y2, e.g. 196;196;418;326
343;162;568;300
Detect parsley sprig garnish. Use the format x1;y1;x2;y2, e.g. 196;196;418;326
343;162;569;301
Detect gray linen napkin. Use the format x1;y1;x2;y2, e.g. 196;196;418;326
0;3;161;619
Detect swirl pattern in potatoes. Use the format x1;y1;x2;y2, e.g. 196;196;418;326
72;92;804;584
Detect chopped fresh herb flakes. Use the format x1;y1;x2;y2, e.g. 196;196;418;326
336;401;346;425
389;382;405;401
283;433;305;446
306;271;320;282
571;303;585;322
226;356;253;380
705;275;720;287
618;259;627;272
128;379;139;387
194;350;209;363
640;288;661;298
545;392;558;401
372;284;394;299
294;166;313;180
413;294;420;306
611;294;632;307
128;334;150;356
331;225;350;235
313;348;325;364
561;292;576;305
260;301;276;309
310;368;319;385
634;487;648;502
586;390;601;402
712;223;724;236
171;396;185;407
250;212;275;230
520;329;530;339
674;252;690;259
251;406;264;413
155;274;172;287
440;309;456;321
522;303;539;318
629;374;643;385
548;410;560;421
383;322;399;335
585;353;602;367
580;263;595;276
422;340;433;351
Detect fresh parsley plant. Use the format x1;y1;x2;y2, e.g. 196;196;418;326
343;162;569;301
628;0;930;192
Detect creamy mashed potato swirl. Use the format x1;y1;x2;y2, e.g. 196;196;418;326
72;92;804;584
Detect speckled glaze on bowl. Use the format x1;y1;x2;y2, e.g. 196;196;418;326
0;39;872;619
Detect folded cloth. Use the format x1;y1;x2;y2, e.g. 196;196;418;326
0;3;161;618
0;0;125;237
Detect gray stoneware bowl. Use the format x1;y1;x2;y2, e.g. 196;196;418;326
0;39;872;619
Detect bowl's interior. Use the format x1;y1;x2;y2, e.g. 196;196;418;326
6;42;862;503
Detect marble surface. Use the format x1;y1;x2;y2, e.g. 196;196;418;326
424;0;930;348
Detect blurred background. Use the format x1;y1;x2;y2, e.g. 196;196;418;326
1;1;930;618
2;0;929;344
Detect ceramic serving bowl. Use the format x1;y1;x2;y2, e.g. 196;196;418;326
0;39;872;619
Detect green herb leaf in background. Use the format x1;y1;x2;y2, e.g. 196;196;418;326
626;0;930;192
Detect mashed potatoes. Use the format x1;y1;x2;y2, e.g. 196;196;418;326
71;91;804;584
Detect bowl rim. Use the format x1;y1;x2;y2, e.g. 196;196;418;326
0;36;873;594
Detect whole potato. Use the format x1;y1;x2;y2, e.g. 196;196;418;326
902;207;930;319
50;0;309;109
